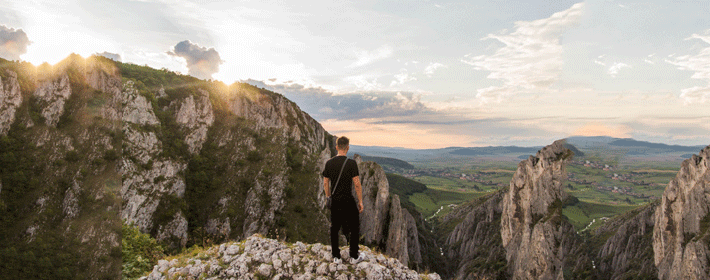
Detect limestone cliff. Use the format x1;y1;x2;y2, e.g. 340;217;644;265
593;201;658;279
355;155;423;268
653;145;710;280
0;54;340;279
0;70;22;135
440;190;508;280
500;139;582;279
0;55;122;279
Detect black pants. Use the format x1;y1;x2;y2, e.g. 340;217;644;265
330;197;359;259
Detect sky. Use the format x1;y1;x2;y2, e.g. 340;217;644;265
0;0;708;149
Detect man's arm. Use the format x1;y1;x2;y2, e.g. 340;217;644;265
323;177;330;197
353;176;363;213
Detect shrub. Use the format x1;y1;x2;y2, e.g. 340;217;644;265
122;223;164;280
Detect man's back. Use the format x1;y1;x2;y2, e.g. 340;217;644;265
322;156;359;202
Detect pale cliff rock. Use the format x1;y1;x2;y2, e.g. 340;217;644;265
404;208;423;265
593;201;658;279
357;156;391;246
118;76;188;247
33;74;72;126
501;139;577;280
442;190;507;280
140;235;441;280
174;89;214;154
121;80;159;125
354;154;422;267
653;145;710;280
0;70;22;135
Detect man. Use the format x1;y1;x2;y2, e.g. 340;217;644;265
322;136;364;264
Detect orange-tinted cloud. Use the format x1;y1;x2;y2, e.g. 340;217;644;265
0;25;30;61
571;123;632;138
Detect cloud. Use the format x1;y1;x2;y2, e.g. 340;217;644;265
167;40;223;80
594;54;606;66
424;62;446;77
666;30;710;104
349;45;393;68
571;122;632;138
644;53;656;64
0;25;30;61
607;62;631;77
244;79;428;121
461;2;584;103
390;69;417;86
343;75;382;91
95;51;122;62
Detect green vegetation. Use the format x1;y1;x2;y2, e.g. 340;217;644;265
123;223;165;280
562;200;639;231
0;55;122;279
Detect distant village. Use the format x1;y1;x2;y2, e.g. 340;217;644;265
400;168;508;188
568;159;659;201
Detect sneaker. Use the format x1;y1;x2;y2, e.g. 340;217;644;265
350;252;365;265
333;257;342;264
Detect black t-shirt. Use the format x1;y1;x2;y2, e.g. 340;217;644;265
321;156;359;202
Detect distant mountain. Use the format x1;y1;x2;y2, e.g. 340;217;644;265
607;138;703;152
449;146;540;156
360;155;415;169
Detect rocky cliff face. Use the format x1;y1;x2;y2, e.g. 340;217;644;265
0;56;123;279
0;55;342;279
653;145;710;280
500;139;584;279
355;155;422;267
140;234;441;280
440;190;508;280
115;67;336;250
593;201;658;279
0;70;22;135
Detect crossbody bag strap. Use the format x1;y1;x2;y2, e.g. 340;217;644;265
331;157;349;197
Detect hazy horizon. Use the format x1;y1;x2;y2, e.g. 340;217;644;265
1;0;708;148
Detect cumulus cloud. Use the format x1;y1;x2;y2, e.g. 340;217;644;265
95;51;122;62
167;40;223;80
349;45;393;68
0;25;30;61
343;75;382;91
390;69;417;86
245;79;428;121
666;30;710;104
424;62;446;77
461;2;584;102
607;62;631;77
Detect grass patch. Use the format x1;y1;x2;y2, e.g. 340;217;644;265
562;200;640;231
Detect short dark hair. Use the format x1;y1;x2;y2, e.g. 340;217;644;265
336;136;350;150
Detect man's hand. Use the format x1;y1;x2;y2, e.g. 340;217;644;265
358;201;364;213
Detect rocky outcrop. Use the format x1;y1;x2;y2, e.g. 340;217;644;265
501;139;578;279
121;80;159;125
228;85;329;153
0;56;123;279
354;155;422;267
33;74;72;126
593;201;658;279
140;234;441;280
0;70;22;135
442;190;508;280
653;146;710;280
174;89;214;154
